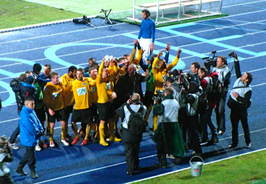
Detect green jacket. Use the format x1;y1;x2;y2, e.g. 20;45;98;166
153;121;185;157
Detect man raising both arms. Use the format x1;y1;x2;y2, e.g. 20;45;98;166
138;9;155;64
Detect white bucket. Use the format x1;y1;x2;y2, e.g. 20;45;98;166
189;156;204;177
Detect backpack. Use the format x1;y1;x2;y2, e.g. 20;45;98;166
126;103;147;136
208;75;223;102
197;91;209;114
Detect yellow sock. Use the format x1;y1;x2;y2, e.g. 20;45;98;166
153;115;158;131
85;124;91;140
61;127;66;140
71;124;79;138
109;122;121;142
145;104;153;122
49;128;54;142
99;124;108;146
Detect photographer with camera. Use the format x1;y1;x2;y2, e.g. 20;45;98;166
152;87;185;168
15;98;44;179
182;82;202;155
198;67;219;145
227;52;252;149
0;136;14;184
190;62;201;85
115;93;147;176
213;56;231;135
152;48;181;131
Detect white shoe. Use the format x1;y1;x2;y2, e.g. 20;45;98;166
50;141;55;148
10;143;19;150
35;144;41;151
61;139;69;146
246;143;251;148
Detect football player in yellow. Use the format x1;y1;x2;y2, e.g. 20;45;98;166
87;67;99;142
43;72;69;147
152;48;182;131
60;66;77;140
96;58;121;146
71;68;92;145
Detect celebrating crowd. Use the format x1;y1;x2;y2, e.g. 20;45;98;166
0;9;253;183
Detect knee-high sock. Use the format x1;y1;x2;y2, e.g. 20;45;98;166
49;128;54;142
145;104;153;122
99;124;108;146
85;124;91;140
71;124;79;138
61;127;66;140
153;115;158;131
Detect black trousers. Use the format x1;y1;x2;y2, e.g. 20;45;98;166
0;173;14;184
156;139;167;167
187;115;202;154
10;124;20;144
124;142;140;174
230;108;251;146
215;95;227;132
18;146;36;170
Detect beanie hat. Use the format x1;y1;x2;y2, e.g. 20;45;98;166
33;63;42;73
26;76;35;84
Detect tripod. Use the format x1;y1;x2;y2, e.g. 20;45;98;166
100;9;115;25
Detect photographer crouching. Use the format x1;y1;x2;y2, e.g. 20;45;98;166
152;87;185;168
0;136;14;184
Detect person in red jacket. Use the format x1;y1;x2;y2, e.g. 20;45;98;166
198;68;219;145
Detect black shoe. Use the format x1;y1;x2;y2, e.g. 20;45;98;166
154;163;167;168
30;170;38;179
15;166;27;176
228;144;237;149
127;171;134;176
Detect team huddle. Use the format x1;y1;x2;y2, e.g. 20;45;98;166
0;9;254;182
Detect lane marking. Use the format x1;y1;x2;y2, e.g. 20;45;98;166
129;147;266;184
33;127;266;184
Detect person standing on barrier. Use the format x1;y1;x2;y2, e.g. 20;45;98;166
213;56;231;135
116;93;147;176
227;52;252;149
138;9;155;64
153;87;185;168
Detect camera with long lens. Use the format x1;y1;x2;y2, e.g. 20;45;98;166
152;90;164;104
202;51;218;71
0;135;8;153
228;50;237;58
168;69;190;90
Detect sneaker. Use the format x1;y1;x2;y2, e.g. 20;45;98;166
228;144;237;149
43;143;48;148
30;170;38;179
50;141;55;148
81;139;88;146
200;140;208;146
71;137;79;145
246;143;251;148
61;139;69;146
35;144;41;151
10;143;19;150
15;166;27;176
217;130;225;136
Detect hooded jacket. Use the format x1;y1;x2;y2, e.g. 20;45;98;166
19;106;43;147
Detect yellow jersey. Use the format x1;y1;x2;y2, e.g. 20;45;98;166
96;61;111;104
43;82;65;111
60;73;75;107
152;56;179;94
72;78;91;110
